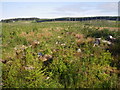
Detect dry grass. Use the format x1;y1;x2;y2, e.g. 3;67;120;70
36;33;43;39
104;66;120;74
19;32;27;36
76;38;85;45
19;32;36;43
75;33;85;45
42;28;52;31
74;52;83;58
54;27;64;32
75;34;84;39
86;37;94;43
95;27;120;31
19;31;35;38
19;31;52;42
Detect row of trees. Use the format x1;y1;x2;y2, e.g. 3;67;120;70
37;16;120;22
1;17;39;23
1;16;120;23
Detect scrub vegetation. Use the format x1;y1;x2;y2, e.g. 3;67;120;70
1;20;120;88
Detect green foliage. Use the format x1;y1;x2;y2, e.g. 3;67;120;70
2;21;119;88
87;29;116;39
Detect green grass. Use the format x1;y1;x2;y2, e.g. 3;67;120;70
1;20;120;88
82;20;119;27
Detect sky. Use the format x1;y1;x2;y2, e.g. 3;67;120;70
0;0;119;20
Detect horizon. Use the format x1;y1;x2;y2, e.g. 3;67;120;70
1;15;119;21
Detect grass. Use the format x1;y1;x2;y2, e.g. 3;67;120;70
1;20;120;88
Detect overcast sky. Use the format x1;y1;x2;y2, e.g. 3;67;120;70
1;0;119;19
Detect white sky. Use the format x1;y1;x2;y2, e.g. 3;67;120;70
0;0;119;20
1;0;120;2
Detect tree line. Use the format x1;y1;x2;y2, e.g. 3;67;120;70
1;16;120;23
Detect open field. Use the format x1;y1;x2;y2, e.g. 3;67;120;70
1;20;120;88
